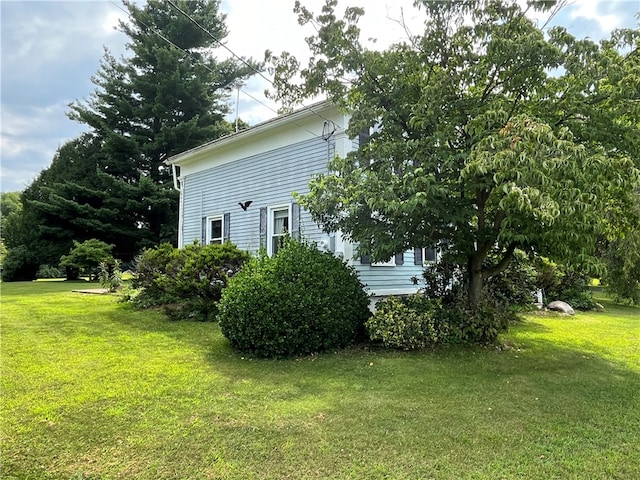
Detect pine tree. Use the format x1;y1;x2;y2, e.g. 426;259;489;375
66;0;257;257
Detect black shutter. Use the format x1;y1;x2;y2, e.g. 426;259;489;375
291;202;300;239
414;248;423;266
358;128;370;148
223;213;230;242
259;207;267;249
395;253;404;265
201;217;207;244
360;255;370;265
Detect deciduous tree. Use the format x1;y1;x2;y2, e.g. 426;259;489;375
267;0;640;309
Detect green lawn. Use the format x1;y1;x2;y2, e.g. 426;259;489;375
1;281;639;479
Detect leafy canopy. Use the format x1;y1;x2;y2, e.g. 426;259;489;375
267;0;640;307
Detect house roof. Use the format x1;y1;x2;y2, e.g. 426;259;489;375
166;100;337;166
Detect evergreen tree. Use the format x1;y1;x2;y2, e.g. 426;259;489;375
66;0;257;256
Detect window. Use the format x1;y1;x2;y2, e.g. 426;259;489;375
372;257;396;267
424;247;438;262
268;205;290;255
207;215;223;244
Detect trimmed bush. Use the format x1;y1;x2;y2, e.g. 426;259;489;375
132;242;249;321
218;238;370;358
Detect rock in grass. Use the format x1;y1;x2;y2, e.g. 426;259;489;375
547;300;575;315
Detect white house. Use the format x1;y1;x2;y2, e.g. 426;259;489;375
166;101;434;298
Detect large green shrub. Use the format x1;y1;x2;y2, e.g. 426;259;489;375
1;245;37;281
218;238;370;358
132;242;249;321
131;242;176;306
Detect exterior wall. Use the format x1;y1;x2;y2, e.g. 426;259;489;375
174;102;427;297
354;251;424;297
180;135;335;252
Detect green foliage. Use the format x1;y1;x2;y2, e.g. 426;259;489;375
267;0;640;312
485;250;538;311
133;242;249;321
1;245;37;282
132;243;177;307
603;208;640;305
367;293;512;350
367;296;445;349
218;238;370;358
59;239;115;279
0;239;6;271
99;259;123;292
534;257;597;310
36;264;62;279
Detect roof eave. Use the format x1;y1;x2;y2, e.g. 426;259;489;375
165;100;336;166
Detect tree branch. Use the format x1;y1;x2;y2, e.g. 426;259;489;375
483;242;517;277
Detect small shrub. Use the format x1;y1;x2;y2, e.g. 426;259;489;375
367;296;446;350
218;238;370;358
441;300;514;345
535;257;596;310
367;294;511;349
99;259;123;292
132;242;249;321
36;264;62;279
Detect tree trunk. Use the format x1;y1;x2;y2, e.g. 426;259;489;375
66;266;79;281
468;267;484;311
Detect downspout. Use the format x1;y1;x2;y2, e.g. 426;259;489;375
171;163;181;191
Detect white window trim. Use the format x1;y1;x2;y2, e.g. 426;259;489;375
423;246;439;263
372;257;396;267
267;204;291;256
206;214;224;245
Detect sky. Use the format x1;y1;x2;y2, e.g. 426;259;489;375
1;0;638;193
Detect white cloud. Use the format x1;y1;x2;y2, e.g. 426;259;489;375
568;0;628;33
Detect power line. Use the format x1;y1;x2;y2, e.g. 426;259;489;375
106;0;321;138
165;0;343;129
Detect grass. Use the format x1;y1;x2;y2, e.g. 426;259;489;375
1;281;639;479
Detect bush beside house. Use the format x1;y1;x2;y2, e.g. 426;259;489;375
132;242;249;321
218;238;370;358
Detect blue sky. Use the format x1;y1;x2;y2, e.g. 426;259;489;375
1;0;638;193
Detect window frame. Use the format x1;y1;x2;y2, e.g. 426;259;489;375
267;204;291;256
206;214;224;245
423;246;438;263
372;257;397;267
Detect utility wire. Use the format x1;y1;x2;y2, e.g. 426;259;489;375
107;0;321;139
165;0;343;129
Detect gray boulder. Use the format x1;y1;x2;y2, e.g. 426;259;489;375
547;300;575;315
